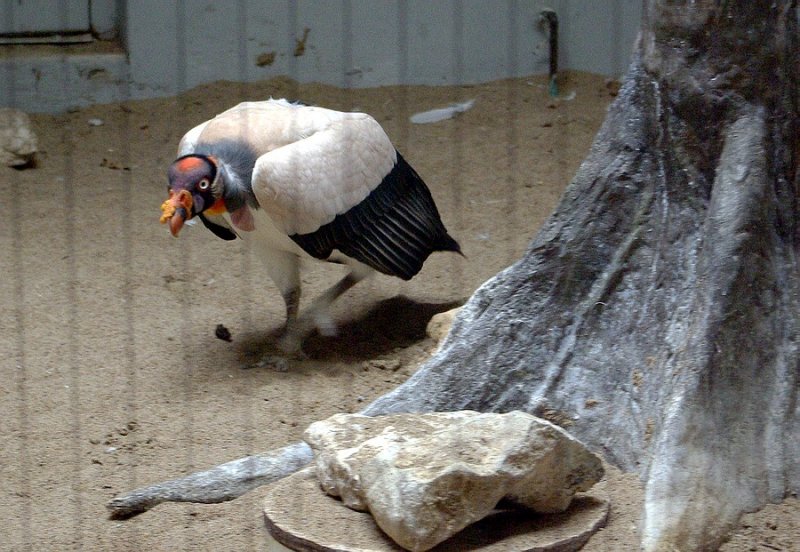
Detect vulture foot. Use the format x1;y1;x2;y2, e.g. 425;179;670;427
308;310;337;337
254;352;307;372
279;309;338;352
249;329;308;371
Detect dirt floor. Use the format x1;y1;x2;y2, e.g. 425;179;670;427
1;72;796;551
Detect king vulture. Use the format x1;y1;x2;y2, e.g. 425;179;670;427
160;99;461;366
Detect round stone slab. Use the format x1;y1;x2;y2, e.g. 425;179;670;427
263;468;610;552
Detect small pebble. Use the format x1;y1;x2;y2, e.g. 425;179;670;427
88;118;104;126
215;324;232;342
369;359;401;371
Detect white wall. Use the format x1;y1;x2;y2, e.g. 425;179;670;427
1;0;642;112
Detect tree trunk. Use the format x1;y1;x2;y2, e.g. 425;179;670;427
109;1;798;549
367;2;799;549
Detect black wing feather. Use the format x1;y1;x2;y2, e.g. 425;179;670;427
291;152;460;280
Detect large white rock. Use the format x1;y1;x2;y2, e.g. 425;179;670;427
0;108;38;167
304;411;604;552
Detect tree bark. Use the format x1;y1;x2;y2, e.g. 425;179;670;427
109;1;798;549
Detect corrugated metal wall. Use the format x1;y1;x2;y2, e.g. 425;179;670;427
1;0;641;112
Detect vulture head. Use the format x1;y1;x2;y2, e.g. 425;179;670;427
161;154;223;236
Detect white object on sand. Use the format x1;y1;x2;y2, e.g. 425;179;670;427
410;99;475;124
0;108;38;166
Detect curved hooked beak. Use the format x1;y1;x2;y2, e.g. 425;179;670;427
159;189;194;237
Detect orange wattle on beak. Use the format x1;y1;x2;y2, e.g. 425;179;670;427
159;189;194;237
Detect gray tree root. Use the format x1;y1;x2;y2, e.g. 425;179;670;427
107;443;312;519
109;2;798;549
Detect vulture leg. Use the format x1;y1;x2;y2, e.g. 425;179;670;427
255;251;303;370
281;287;301;333
279;263;374;352
258;250;301;329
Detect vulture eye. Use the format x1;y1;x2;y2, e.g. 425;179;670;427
198;178;210;191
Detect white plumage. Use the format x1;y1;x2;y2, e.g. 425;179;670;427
161;99;460;366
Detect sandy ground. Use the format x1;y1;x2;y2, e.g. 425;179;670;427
1;73;796;551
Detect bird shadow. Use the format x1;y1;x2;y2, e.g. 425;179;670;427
234;295;464;365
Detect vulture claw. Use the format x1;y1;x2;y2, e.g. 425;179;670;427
256;355;291;372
